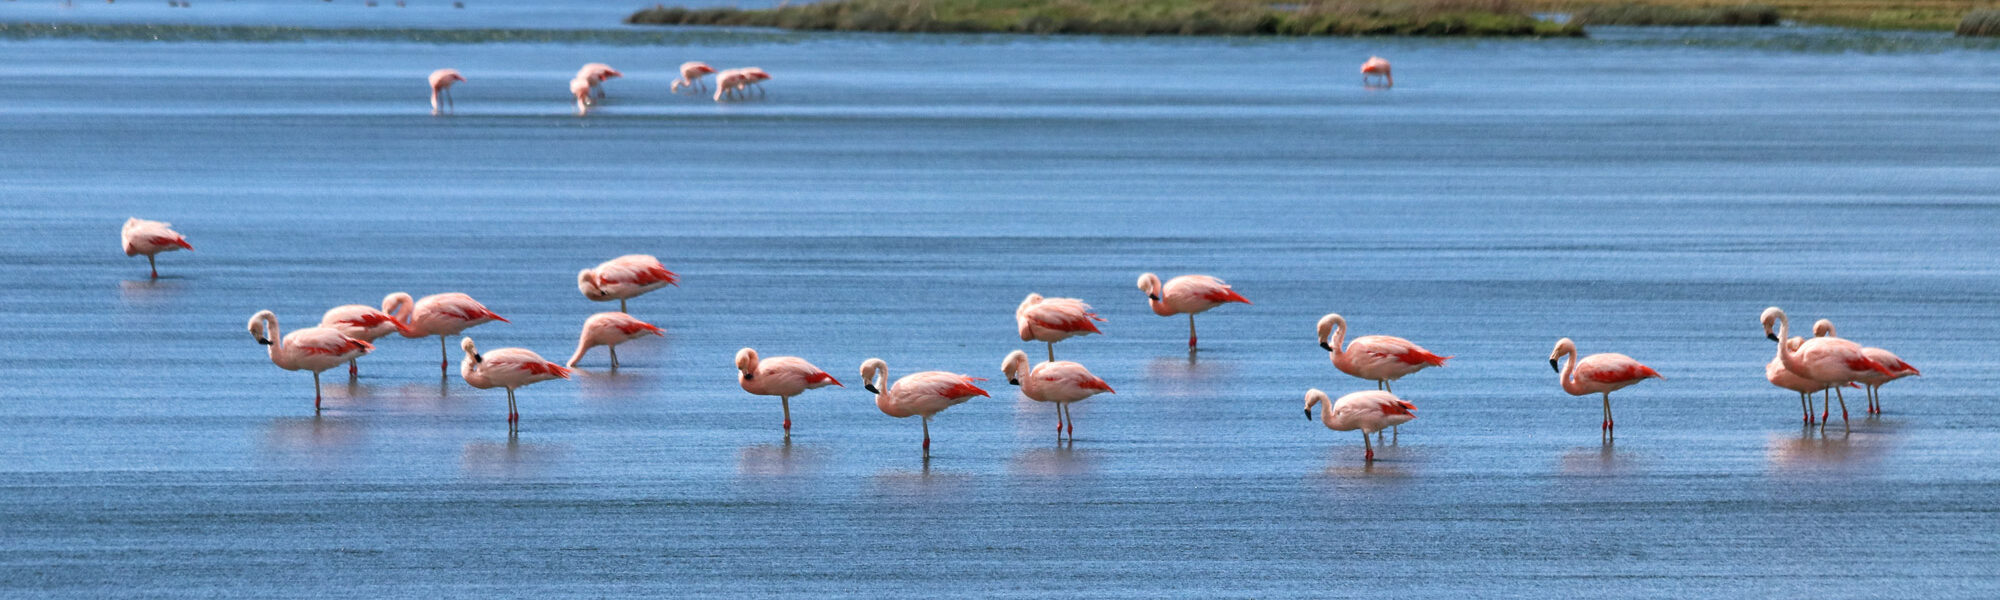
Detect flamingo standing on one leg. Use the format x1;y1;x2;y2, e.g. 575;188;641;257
1812;319;1920;415
1136;272;1250;350
387;292;508;375
570;77;593;116
247;310;373;413
860;358;988;458
121;218;192;279
1761;307;1896;430
566;312;663;369
1361;56;1393;88
320;293;415;376
578;254;679;313
460;337;571;432
1548;337;1663;439
427;68;464;114
671;61;716;93
1316;313;1448;438
1016;293;1105;362
1002;350;1112;441
736;348;843;435
1303;389;1415;462
576;63;621;99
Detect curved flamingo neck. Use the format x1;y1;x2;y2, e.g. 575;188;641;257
1145;279;1171;316
259;313;285;366
1558;345;1584;395
1328;319;1349;356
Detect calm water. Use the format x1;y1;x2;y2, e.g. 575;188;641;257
2;11;1999;597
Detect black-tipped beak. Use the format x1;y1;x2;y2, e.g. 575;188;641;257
1303;408;1312;421
863;383;878;394
1147;294;1160;301
1318;341;1332;351
1766;332;1778;342
743;372;755;380
472;354;483;363
1548;358;1560;373
1008;378;1020;386
255;337;271;346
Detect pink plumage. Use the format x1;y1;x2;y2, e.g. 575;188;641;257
862;358;988;457
1017;293;1105;361
1003;350;1113;439
1550;337;1662;435
568;312;664;368
248;310;373;412
579;254;679;312
460;337;570;430
738;348;843;433
1137;272;1250;349
1317;313;1449;393
121;217;192;278
1305;389;1415;461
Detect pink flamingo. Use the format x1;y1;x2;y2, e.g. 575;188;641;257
1303;389;1415;461
1766;337;1836;424
860;358;989;458
427;68;464;114
570;77;593;115
1761;307;1895;428
386;292;508;375
1136;272;1251;349
736;348;843;435
459;337;571;431
1316;313;1449;392
576;63;621;99
1548;337;1663;437
1017;293;1105;361
247;310;374;413
1002;350;1113;441
672;61;716;93
578;254;679;313
740;67;771;96
121;218;192;279
1812;319;1920;415
1361;56;1393;88
566;312;664;368
713;69;749;102
319;293;415;376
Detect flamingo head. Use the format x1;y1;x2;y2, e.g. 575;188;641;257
1759;306;1787;341
1813;319;1835;338
460;337;481;363
1315;313;1344;351
1136;272;1161;300
247;310;275;345
577;269;607;299
1784;337;1805;353
1549;338;1576;372
1303;388;1329;421
1001;350;1029;385
859;358;887;394
734;348;759;379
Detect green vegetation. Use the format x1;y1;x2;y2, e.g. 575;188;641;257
1568;3;1779;25
1554;0;1994;31
625;0;1585;37
1959;8;2000;34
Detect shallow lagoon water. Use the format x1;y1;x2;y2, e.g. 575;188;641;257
1;14;2000;597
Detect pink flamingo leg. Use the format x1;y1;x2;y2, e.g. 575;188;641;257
148;255;158;279
1361;430;1374;461
1187;314;1197;349
781;396;792;434
921;417;931;458
313;372;322;413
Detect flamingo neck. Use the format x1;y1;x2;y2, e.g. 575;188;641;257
1558;346;1583;395
1328;320;1348;356
1145;279;1172;316
259;313;285;367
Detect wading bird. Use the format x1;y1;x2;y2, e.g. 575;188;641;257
1760;307;1894;428
1016;293;1105;362
567;312;663;368
388;292;507;375
320;293;415;376
460;337;570;431
428;68;464;114
736;348;843;435
1136;272;1250;349
860;358;988;458
248;310;374;412
1811;319;1920;415
1316;313;1449;392
1361;56;1392;88
672;61;716;93
121;218;192;278
1002;350;1112;441
577;254;679;313
1304;388;1415;461
576;63;621;99
1549;337;1662;437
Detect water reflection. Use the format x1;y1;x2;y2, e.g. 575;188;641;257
738;439;819;477
573;368;651;404
461;434;564;478
117;278;182;304
1010;445;1093;477
871;462;972;497
1766;429;1885;472
1559;440;1635;476
264;415;364;454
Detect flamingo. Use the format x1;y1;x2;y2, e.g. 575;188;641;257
577;254;679;313
1760;307;1895;428
121;218;192;279
741;67;770;96
1303;389;1415;462
1136;272;1251;349
566;312;664;368
319;293;415;376
576;63;621;99
570;77;593;115
713;68;752;102
671;61;716;93
247;310;373;413
1315;313;1449;392
1002;350;1113;441
387;292;508;375
736;348;843;435
1361;56;1392;88
860;358;989;458
1016;293;1105;361
1812;319;1920;415
1548;338;1663;437
1766;337;1838;424
427;68;464;114
459;337;571;431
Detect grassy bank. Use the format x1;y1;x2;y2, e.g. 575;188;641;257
1960;9;2000;33
626;0;1585;37
1552;0;1997;30
1568;3;1779;25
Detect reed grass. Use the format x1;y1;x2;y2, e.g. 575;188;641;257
1958;8;2000;34
626;0;1585;37
1569;3;1779;25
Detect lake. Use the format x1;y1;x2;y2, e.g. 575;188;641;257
2;6;1999;597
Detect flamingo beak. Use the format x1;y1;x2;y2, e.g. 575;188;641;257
863;383;879;394
472;354;483;363
1766;332;1778;342
1303;408;1312;421
1548;358;1560;373
1319;341;1332;351
1147;294;1160;301
1008;378;1020;386
256;337;271;346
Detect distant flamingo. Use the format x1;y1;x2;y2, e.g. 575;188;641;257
672;61;716;93
736;348;843;435
121;218;192;278
578;254;679;313
1812;319;1920;415
713;68;750;102
860;358;989;458
567;312;663;368
1760;307;1895;427
1303;388;1415;461
460;337;571;431
576;63;621;99
1361;56;1393;88
1548;337;1663;437
740;67;770;96
319;293;415;376
1002;350;1113;441
1017;293;1105;361
570;77;593;115
1136;272;1251;349
427;68;464;114
1316;313;1449;392
388;292;508;375
247;310;374;413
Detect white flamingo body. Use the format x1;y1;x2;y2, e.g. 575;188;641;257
460;337;571;430
1016;293;1105;361
1316;313;1449;391
1137;272;1251;349
1549;337;1662;436
248;310;373;412
389;292;507;374
1003;350;1112;439
319;293;414;375
567;312;663;368
736;348;843;434
121;217;192;278
861;358;989;457
578;254;679;312
1304;389;1415;461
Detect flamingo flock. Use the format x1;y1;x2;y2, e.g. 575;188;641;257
428;60;776;116
131;218;1924;462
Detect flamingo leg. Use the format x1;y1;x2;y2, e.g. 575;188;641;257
313;371;322;413
446;88;454;111
1800;392;1811;424
147;255;158;278
609;346;619;369
1361;430;1374;461
1820;389;1830;422
1047;341;1055;363
439;335;449;373
1601;392;1615;436
1835;387;1850;428
921;416;931;458
1055;402;1064;438
620;298;627;313
349;359;358;377
1187;314;1197;349
1065;403;1075;438
782;396;792;434
507;388;518;431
